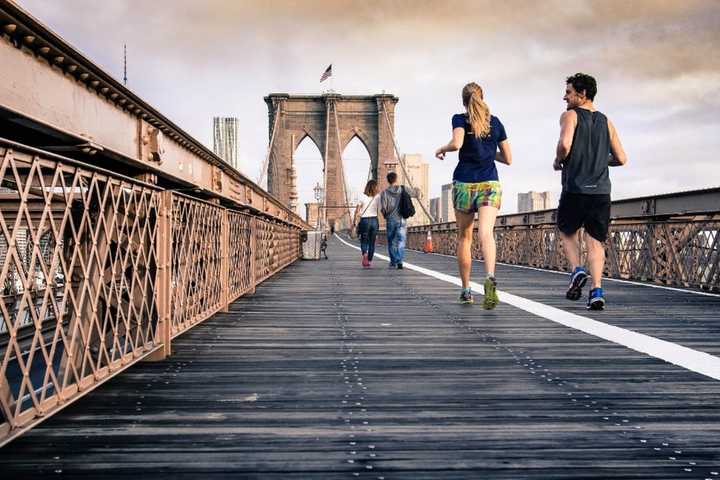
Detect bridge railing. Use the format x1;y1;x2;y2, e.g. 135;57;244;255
398;210;720;292
0;139;302;446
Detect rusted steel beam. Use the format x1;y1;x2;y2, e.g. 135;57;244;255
0;1;307;229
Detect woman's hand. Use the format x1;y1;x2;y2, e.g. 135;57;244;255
435;147;445;160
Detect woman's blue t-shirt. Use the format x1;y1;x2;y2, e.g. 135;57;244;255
451;113;507;183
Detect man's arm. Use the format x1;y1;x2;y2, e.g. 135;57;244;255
607;119;628;166
554;110;576;170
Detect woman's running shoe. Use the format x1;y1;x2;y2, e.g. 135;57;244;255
459;288;474;304
587;287;606;310
566;267;589;301
483;276;499;310
362;253;369;268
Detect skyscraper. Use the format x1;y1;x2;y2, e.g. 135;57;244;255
212;117;239;170
517;191;552;213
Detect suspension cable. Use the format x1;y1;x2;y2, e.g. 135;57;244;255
257;102;282;188
381;102;435;222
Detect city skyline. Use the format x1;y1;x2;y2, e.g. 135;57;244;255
16;0;720;214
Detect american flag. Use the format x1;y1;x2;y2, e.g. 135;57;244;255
320;64;332;82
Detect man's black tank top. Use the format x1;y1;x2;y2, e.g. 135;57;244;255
561;107;611;195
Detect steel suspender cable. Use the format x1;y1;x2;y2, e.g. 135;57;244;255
257;103;282;189
381;102;435;223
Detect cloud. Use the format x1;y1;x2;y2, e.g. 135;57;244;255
14;0;720;213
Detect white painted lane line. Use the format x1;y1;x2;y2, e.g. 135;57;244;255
335;234;720;381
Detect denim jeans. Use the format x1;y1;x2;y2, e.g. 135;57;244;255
358;216;379;261
386;218;407;265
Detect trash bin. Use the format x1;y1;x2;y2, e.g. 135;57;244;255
302;230;323;260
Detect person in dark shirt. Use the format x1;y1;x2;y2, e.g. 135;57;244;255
435;82;512;308
554;73;628;310
319;233;328;260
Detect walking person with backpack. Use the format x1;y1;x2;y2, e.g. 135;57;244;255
435;82;512;308
353;179;381;268
380;171;415;269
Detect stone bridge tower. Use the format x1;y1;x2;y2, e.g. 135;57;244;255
264;93;399;229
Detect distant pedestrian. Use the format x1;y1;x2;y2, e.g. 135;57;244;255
354;179;381;268
553;73;627;310
380;172;408;269
320;233;328;260
435;82;512;308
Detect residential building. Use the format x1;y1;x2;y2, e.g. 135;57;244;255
518;191;552;213
440;183;455;223
398;154;431;226
305;202;321;228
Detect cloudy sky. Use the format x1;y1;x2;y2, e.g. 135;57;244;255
16;0;720;214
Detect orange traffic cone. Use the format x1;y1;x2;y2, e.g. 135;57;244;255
423;229;433;253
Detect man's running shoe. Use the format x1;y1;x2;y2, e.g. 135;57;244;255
587;287;606;310
483;276;499;310
397;262;403;270
566;267;589;301
459;288;474;304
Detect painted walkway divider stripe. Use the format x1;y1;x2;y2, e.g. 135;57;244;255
335;234;720;381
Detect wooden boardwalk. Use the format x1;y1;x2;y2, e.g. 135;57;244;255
1;237;719;479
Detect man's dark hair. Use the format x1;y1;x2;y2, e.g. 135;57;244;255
566;73;597;101
387;171;398;184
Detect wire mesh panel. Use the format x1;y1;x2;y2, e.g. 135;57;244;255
169;194;224;337
0;143;161;441
227;210;254;300
254;219;301;284
405;214;720;292
607;218;720;290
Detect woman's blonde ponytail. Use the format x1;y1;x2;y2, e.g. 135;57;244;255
462;82;491;138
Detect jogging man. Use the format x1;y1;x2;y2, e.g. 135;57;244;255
554;73;627;310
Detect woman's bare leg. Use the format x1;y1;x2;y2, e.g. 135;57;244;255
476;206;499;276
455;210;476;289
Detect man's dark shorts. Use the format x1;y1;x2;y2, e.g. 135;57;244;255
557;192;611;242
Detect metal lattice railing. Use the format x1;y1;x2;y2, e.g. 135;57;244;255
0;141;302;446
403;215;720;292
170;194;225;337
228;211;255;300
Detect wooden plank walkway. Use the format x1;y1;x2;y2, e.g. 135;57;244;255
1;237;719;479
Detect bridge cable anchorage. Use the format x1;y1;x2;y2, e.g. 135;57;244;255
257;101;282;188
332;99;354;227
381;102;435;223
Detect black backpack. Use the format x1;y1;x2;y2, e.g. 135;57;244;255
398;186;415;219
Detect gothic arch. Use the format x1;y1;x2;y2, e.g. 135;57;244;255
264;93;398;228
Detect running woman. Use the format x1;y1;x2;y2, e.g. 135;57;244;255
554;73;627;310
435;82;512;308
